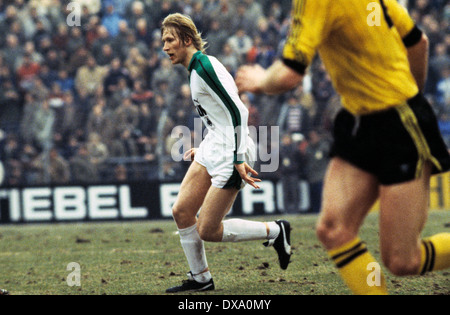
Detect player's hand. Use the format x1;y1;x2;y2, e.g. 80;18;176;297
183;148;197;161
234;162;261;189
235;64;266;93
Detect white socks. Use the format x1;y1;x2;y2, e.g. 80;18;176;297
222;219;280;242
178;220;281;283
178;224;211;283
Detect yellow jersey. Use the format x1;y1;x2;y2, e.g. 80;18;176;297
283;0;421;115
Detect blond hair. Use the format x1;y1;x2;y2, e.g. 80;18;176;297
161;13;207;53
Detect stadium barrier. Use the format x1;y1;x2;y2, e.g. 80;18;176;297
430;172;450;210
0;173;448;224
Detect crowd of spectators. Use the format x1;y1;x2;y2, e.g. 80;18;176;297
0;0;448;212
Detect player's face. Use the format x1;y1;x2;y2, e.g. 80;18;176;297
162;28;187;65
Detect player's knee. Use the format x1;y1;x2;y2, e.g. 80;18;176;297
382;252;421;276
172;205;190;226
316;217;356;250
316;218;338;246
197;223;216;242
197;227;210;242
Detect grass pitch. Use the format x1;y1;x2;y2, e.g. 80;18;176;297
0;211;448;295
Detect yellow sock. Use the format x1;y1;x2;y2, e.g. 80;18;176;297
419;233;450;274
328;237;388;295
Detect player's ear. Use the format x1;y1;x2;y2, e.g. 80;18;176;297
183;36;193;47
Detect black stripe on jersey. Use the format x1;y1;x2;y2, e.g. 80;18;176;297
287;0;307;52
402;25;423;48
296;0;306;17
379;0;394;28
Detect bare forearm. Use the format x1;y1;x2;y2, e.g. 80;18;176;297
258;60;304;95
236;60;304;95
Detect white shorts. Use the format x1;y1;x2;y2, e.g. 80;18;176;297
194;134;256;189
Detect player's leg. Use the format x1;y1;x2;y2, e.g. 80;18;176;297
316;158;379;248
196;186;277;242
316;157;388;295
166;161;213;293
197;185;291;269
379;163;450;276
172;161;211;229
196;185;239;242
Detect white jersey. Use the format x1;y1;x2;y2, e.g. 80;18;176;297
188;51;250;164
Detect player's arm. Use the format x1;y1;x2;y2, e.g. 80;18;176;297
406;31;429;92
236;61;304;95
385;0;429;91
237;0;326;95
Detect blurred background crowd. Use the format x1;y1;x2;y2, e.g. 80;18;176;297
0;0;448;213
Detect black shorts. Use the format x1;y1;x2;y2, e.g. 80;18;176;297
330;94;450;185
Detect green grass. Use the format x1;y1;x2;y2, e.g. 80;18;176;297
0;211;449;295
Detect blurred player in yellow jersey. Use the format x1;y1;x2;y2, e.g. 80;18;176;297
237;0;450;295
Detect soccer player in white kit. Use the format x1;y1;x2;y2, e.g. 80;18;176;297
161;13;292;293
